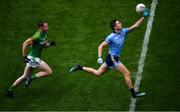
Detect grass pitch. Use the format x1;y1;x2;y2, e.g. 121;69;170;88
0;0;179;111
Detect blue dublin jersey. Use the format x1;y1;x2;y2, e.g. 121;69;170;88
105;28;129;56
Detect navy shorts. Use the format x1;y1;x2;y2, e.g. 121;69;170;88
104;54;121;68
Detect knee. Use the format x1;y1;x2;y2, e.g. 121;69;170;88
95;71;102;77
47;68;53;75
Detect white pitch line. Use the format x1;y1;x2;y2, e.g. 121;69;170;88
129;0;158;111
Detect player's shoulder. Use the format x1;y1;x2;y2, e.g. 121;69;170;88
105;32;114;43
31;30;41;40
34;30;41;36
121;28;129;31
121;28;129;33
106;32;115;38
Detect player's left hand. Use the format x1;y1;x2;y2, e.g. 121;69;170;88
143;8;150;17
50;41;56;46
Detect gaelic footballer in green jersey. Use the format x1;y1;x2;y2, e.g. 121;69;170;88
7;21;55;98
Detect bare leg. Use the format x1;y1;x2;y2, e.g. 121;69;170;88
35;61;53;78
115;63;133;89
24;61;52;89
7;64;33;98
83;63;108;76
12;65;33;87
115;63;143;98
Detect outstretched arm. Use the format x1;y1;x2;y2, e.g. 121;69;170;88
128;9;150;32
128;17;145;32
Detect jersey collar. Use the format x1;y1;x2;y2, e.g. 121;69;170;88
113;29;122;34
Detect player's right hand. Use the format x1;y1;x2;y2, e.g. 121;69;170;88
97;58;103;64
23;56;30;63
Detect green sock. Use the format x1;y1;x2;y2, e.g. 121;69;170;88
30;74;38;80
8;85;15;91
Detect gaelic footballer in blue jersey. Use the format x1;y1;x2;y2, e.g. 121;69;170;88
69;9;150;98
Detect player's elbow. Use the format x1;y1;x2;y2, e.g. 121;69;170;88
98;45;102;50
98;44;105;49
23;39;33;47
23;41;28;47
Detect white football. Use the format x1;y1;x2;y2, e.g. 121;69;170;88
136;3;146;13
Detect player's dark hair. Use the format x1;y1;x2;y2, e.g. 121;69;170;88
110;19;118;31
38;20;46;28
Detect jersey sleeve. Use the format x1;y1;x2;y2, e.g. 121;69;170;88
105;34;112;44
122;28;129;34
31;31;40;41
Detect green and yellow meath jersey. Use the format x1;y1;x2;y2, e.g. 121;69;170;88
28;30;47;57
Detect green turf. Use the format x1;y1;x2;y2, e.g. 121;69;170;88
0;0;179;111
136;0;180;111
